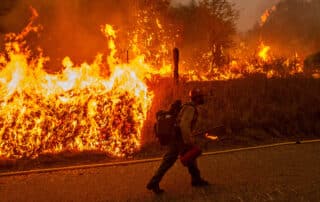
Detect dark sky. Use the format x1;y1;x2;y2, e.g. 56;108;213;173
171;0;280;32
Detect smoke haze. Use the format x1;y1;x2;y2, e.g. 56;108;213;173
1;0;319;67
0;0;280;33
0;0;135;70
171;0;280;31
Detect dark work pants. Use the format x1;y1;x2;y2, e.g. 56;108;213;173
148;141;201;186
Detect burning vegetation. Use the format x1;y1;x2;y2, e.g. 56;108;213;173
0;9;153;159
0;0;319;160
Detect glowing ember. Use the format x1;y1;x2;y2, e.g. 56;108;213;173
0;11;153;159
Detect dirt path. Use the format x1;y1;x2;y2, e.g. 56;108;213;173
1;142;319;202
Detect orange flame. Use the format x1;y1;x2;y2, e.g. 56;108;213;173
0;7;316;160
258;43;271;61
0;10;154;159
260;6;276;27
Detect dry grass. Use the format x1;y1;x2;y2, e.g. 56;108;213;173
1;76;319;172
142;75;320;145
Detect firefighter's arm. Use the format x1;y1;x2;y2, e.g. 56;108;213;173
179;106;195;144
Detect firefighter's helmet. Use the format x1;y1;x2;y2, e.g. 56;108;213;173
189;88;204;99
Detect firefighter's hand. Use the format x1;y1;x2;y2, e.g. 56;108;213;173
192;129;207;136
204;133;219;141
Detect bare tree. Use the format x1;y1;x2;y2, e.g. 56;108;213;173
169;0;238;72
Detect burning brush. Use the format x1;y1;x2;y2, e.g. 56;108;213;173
0;9;153;160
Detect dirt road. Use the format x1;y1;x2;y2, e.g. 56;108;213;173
1;142;319;202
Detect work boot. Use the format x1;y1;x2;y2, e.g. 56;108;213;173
191;179;210;187
146;182;165;194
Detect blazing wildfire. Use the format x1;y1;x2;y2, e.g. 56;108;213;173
0;0;319;161
0;8;155;159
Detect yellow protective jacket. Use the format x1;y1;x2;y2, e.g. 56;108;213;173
177;103;198;144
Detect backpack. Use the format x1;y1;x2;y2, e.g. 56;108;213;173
154;100;182;146
154;100;197;146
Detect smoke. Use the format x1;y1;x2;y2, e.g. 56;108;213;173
170;0;195;7
3;0;317;68
0;0;291;37
0;0;134;70
169;0;320;55
248;0;320;56
0;0;272;48
227;0;280;32
168;0;281;32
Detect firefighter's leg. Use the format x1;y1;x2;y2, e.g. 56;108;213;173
147;146;179;187
187;159;201;182
188;159;209;186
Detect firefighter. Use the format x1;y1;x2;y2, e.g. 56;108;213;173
146;88;209;194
